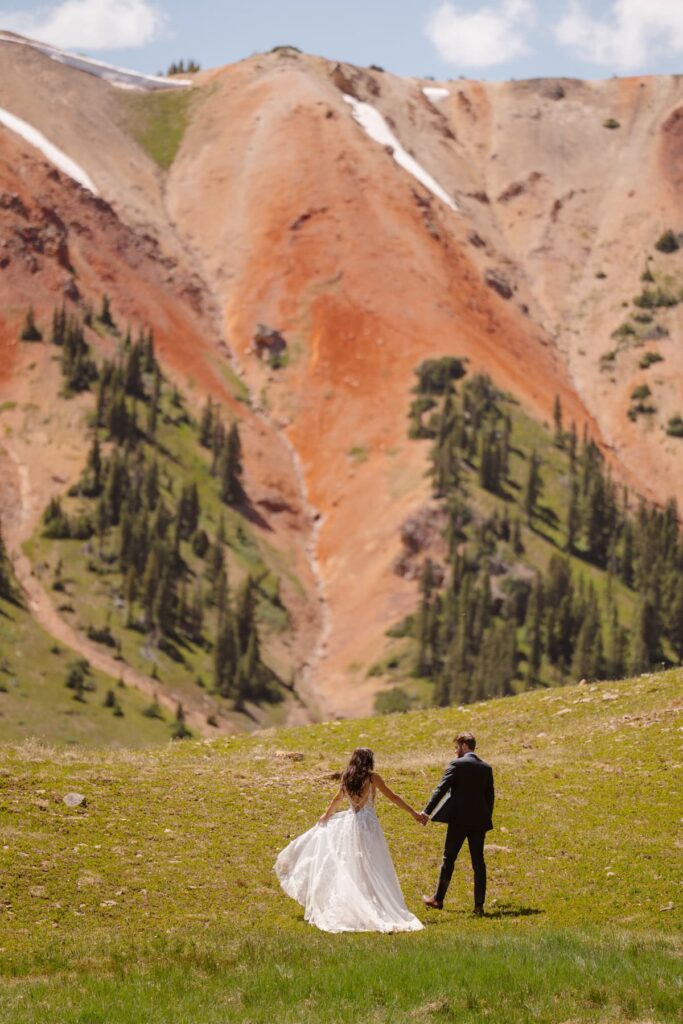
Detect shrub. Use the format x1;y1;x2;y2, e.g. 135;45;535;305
666;415;683;437
142;697;164;719
374;686;412;714
595;270;607;279
639;352;664;369
654;230;680;254
386;615;414;638
414;357;467;395
631;384;651;401
633;287;679;309
603;118;620;129
87;624;117;647
611;322;635;338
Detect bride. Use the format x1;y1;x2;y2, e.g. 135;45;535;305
274;747;424;933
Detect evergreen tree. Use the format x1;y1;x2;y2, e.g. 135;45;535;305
20;306;42;342
214;615;238;696
220;423;244;505
553;395;563;446
171;702;192;739
50;304;66;346
200;398;214;447
524;451;542;525
566;475;580;553
148;367;162;438
100;294;115;328
526;578;544;682
605;602;628;679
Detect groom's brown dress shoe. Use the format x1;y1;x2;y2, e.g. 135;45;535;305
473;905;484;917
422;895;443;910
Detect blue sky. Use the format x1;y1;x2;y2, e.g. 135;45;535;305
2;0;683;80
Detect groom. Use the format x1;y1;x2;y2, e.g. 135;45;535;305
418;731;494;915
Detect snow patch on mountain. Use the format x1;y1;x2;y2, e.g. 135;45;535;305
343;95;457;212
0;107;97;193
423;87;450;104
0;32;191;91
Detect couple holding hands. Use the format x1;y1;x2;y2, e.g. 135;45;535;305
275;732;495;933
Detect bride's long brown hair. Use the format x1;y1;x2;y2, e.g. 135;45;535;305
341;747;374;797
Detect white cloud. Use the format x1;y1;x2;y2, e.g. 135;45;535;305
555;0;683;69
425;0;534;68
2;0;165;51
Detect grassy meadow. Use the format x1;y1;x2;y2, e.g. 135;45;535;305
0;668;680;1022
0;597;169;747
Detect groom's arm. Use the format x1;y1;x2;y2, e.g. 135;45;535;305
486;769;495;816
423;761;458;816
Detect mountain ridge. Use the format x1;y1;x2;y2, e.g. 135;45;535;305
1;35;682;719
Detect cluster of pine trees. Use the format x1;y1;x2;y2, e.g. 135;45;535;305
34;301;280;711
406;359;683;706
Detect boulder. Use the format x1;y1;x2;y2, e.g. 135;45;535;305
253;323;287;360
63;792;86;808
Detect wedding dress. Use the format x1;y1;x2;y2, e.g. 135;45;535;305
274;784;424;933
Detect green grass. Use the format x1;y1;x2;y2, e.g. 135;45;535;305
118;89;196;169
0;669;680;1021
0;598;168;746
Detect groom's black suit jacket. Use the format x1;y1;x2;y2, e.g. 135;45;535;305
423;751;495;832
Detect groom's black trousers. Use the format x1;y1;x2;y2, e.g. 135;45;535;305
435;825;487;906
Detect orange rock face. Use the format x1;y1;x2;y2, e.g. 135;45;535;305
1;39;682;718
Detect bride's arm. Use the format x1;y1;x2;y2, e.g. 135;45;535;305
372;773;422;821
318;784;344;825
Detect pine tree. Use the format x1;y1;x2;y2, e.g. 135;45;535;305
566;475;580;553
148;367;161;438
214;615;238;697
20;306;42;342
219;423;244;505
50;304;66;346
605;602;627;679
553;395;564;446
190;582;204;642
100;294;114;328
200;398;214;447
526;578;544;682
512;518;524;554
171;702;192;739
178;483;200;540
154;560;177;635
524;450;542;525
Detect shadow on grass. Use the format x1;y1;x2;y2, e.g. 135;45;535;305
484;904;544;919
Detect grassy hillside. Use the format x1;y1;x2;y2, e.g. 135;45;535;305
13;303;305;740
0;597;169;746
1;668;680;1022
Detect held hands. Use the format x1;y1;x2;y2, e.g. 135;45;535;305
414;810;429;826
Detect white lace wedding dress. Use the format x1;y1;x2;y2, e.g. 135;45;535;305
274;784;423;933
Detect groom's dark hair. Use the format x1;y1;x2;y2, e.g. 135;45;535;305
455;732;476;750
